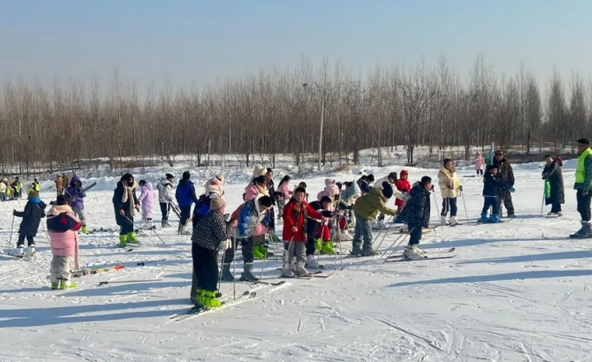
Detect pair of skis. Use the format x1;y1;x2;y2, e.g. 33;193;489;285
385;247;457;262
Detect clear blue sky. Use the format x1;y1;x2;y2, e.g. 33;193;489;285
1;0;591;92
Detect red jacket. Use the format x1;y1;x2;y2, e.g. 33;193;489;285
395;179;411;208
282;199;323;242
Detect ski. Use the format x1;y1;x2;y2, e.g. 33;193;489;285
169;290;258;322
386;254;457;262
394;227;435;234
386;247;456;259
0;249;25;260
71;264;125;278
252;280;286;286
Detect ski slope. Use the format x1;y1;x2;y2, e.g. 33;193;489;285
1;163;592;362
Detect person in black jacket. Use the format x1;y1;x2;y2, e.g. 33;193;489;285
493;150;516;217
400;176;432;260
480;165;506;223
191;197;231;310
542;155;565;217
13;190;46;254
305;196;334;268
113;173;139;247
265;168;276;231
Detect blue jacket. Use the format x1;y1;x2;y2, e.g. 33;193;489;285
175;178;198;206
65;176;86;210
237;199;270;239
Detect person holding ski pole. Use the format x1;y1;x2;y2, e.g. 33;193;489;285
13;190;47;256
438;159;462;226
157;173;175;228
480;165;505;223
400;176;432;260
113;173;140;247
305;196;335;268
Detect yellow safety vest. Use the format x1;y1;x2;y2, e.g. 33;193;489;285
576;148;592;183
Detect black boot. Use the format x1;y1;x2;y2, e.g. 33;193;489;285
239;264;258;282
221;264;234;281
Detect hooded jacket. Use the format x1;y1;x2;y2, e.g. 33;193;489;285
282;198;324;242
400;184;431;227
204;177;224;199
438;166;461;198
15;197;47;236
113;180;139;218
158;178;174;203
237;195;271;239
474;152;485;171
176;178;199;206
353;187;397;220
493;157;515;187
244;183;270;236
47;204;81;257
395;171;411;208
542;160;565;205
65;176;86;210
276;180;292;201
138;183;155;219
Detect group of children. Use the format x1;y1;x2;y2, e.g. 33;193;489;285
0;177;23;201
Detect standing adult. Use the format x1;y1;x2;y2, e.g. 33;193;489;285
542;155;564;217
438;159;462;226
113;173;140;247
55;174;65;197
493;150;516;218
571;138;592;238
175;171;199;235
474;151;485;177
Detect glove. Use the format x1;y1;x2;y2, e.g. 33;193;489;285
12;209;17;215
459;185;463;192
509;186;515;193
220;239;232;250
321;210;333;218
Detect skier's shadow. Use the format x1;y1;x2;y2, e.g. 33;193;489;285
387;269;592;288
0;297;189;328
459;250;592;265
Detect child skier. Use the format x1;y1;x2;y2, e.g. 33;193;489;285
66;176;88;234
317;178;340;201
157;173;175;227
138;180;155;229
400;176;433;260
204;175;225;198
235;195;274;281
481;165;506;223
47;195;81;290
282;187;326;277
13;190;47;256
113;173;140;247
305;196;335;268
438;159;462;226
351;182;397;256
245;175;270;259
191;197;231;310
395;170;411;212
275;175;292;218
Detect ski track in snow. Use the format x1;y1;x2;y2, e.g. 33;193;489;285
2;165;592;361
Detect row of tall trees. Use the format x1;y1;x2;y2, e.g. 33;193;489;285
1;57;592;173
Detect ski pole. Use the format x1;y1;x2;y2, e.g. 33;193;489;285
383;230;412;261
233;228;237;300
137;209;165;245
461;191;469;222
99;278;162;286
373;214;395;253
379;228;408;259
8;214;15;249
540;187;545;216
217;242;227;293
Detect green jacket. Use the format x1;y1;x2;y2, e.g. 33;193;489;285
353;187;397;220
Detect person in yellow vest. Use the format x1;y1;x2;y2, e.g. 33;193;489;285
438;159;462;226
29;179;40;193
571;138;592;238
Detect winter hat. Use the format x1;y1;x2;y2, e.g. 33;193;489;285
182;171;191;179
210;197;226;212
578;138;590;145
381;182;393;199
28;190;40;198
367;174;375;182
400;170;409;177
165;173;174;180
252;164;267;179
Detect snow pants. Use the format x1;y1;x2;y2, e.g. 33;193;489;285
50;255;72;283
408;223;422;246
160;202;170;222
577;190;592;221
73;206;86;226
116;213;134;235
481;196;499;216
17;234;35;247
352;214;372;253
239;236;256;264
192;243;218;291
441;197;458;217
277;199;286;218
0;192;5;201
496;190;515;216
284;240;306;264
179;205;191;226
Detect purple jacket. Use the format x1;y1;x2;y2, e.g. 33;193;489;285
66;176;86;210
138;183;155;219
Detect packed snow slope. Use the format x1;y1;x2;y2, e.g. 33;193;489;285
1;162;592;362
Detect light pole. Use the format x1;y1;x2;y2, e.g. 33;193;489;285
303;82;325;172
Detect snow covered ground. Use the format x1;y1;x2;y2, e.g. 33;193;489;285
1;161;592;362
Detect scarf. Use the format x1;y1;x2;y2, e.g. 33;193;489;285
121;181;137;216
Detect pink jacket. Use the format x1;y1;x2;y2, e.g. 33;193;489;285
244;183;270;236
138;183;155;219
317;178;340;201
474;152;485;170
47;205;80;257
276;181;292;201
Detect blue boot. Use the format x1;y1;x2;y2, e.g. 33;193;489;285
490;214;500;223
480;213;488;223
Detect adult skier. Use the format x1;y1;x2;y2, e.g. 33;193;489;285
542;155;564;217
175;171;199;235
571;138;592;238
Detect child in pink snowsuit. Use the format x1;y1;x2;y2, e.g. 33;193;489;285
138;180;155;226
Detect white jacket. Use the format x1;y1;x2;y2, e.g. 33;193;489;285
157;178;175;203
438;167;461;198
0;182;6;193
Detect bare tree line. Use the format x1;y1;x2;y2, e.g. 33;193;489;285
1;56;592;174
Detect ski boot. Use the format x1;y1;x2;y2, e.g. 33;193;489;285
203;290;222;309
362;248;377;257
314;238;322;252
490;214;500;223
321;241;336;255
127;232;139;244
81;225;88;234
506;213;516;219
295;261;310;277
26;245;35;259
239;264;258;282
449;216;459;226
59;279;77;290
221;264;234;282
403;245;426;260
253;245;266;260
119;234;128;248
281;250;295;278
51;281;59;290
440;215;448;225
480;213;488;223
570;221;592;238
194;288;206;308
305;254;318;269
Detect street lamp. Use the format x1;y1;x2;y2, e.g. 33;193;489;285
303;82;325;172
